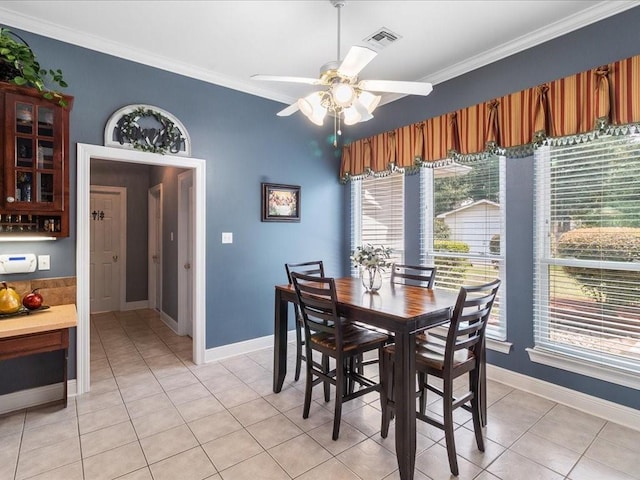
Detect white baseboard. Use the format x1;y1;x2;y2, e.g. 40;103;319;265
0;380;77;415
488;364;640;431
160;311;178;333
204;330;297;363
122;300;149;311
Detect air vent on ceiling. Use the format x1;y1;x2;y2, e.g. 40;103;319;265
363;27;402;51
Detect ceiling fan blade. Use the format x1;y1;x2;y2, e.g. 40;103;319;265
358;79;434;96
251;74;320;85
338;46;377;78
277;102;300;117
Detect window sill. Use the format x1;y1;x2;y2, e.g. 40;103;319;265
487;338;512;354
526;347;640;390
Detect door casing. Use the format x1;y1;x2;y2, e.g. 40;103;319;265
76;143;207;395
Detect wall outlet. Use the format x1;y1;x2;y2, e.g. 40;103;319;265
38;255;50;270
222;232;233;244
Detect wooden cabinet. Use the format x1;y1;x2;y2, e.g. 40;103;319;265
0;82;73;237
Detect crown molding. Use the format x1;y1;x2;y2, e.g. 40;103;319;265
1;1;638;107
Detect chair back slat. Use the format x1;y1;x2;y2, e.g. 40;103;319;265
285;261;325;284
390;264;436;288
445;279;501;363
290;272;343;343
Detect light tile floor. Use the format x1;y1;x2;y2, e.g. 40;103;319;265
1;308;639;480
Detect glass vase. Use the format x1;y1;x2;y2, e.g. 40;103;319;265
361;266;382;293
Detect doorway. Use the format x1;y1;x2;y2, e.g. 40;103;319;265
178;170;194;337
76;144;207;395
148;184;163;312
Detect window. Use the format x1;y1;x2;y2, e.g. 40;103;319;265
421;156;506;340
351;173;404;275
533;134;640;385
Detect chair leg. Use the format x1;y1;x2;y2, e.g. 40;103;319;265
322;355;330;402
471;369;485;452
333;358;345;440
442;377;459;476
294;318;303;381
418;371;427;414
302;361;313;419
380;350;393;438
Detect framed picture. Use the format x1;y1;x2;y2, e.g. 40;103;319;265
261;183;301;222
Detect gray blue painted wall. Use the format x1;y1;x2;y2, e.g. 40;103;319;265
342;7;640;411
0;25;343;395
1;6;639;410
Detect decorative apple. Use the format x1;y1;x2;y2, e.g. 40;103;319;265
0;282;22;314
22;288;44;310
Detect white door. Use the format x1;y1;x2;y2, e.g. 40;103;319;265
178;171;194;337
148;185;162;312
90;189;123;313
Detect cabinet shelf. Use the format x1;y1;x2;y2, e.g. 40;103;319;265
1;82;73;238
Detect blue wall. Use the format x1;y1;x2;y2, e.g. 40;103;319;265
2;6;639;410
0;25;343;394
341;7;640;411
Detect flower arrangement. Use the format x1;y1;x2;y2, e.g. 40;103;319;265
351;244;393;270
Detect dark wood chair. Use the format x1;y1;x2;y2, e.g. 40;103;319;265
380;279;501;476
290;272;389;440
285;261;325;381
390;263;437;288
390;263;437;346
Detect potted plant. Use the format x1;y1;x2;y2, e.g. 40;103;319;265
0;26;68;106
351;244;392;293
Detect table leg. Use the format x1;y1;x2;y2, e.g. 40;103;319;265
394;330;416;480
273;289;289;393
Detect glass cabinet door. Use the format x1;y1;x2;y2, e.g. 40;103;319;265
6;94;62;211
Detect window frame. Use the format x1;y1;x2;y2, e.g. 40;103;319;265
531;137;640;389
350;172;405;277
420;155;507;341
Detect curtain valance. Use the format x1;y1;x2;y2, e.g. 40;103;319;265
340;54;640;183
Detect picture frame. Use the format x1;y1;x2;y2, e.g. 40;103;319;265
261;183;301;222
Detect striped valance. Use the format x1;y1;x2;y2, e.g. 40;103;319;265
340;54;640;182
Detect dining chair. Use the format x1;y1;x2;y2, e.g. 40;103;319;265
380;279;501;476
290;271;389;440
390;263;437;288
390;264;437;345
285;261;325;381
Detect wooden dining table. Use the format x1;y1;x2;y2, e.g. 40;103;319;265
273;276;460;480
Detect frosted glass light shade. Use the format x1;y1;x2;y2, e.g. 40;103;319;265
331;83;356;107
358;91;381;114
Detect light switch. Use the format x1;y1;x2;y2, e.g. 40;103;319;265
222;232;233;244
38;255;50;270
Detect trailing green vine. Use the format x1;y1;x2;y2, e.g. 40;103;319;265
115;107;185;154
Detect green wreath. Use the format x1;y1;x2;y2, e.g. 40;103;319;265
116;107;185;154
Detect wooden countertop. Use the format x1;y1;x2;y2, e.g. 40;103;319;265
0;304;77;338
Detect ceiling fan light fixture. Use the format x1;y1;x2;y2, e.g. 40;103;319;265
352;97;373;122
331;82;356;107
358;90;381;114
297;92;326;126
343;105;362;125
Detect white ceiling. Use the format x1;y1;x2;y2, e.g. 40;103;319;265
1;0;638;108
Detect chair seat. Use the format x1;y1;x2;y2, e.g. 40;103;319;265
383;342;473;372
312;324;389;352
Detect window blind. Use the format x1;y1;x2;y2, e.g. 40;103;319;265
351;173;404;276
534;135;640;374
421;157;506;340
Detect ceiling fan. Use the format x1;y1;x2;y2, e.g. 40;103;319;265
251;0;433;139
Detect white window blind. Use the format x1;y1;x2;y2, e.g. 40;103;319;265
351;173;404;276
421;156;506;340
534;135;640;376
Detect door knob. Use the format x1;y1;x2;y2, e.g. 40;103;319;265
184;262;191;270
113;255;119;262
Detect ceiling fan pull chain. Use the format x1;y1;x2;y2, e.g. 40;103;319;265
336;1;342;61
